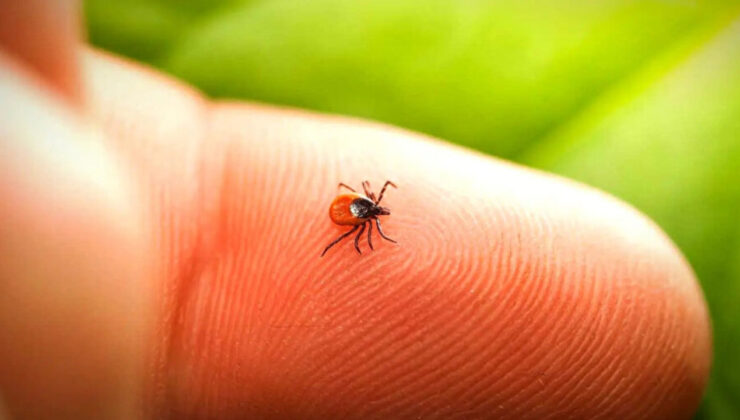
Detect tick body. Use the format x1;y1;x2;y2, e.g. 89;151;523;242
321;180;397;256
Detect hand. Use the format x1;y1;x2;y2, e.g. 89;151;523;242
0;1;710;418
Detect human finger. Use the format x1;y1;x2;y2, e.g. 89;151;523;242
0;0;82;106
0;49;153;419
85;50;711;419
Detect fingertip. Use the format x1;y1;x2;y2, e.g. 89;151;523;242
80;54;711;418
0;0;82;106
0;51;152;418
201;103;710;419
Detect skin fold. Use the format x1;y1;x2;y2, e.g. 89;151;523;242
0;1;710;419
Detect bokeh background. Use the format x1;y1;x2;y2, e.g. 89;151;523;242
84;1;739;418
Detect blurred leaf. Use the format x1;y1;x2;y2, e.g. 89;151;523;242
84;1;740;418
158;0;729;158
524;16;740;419
85;0;240;62
86;0;188;62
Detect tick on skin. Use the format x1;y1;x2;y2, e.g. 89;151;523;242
321;180;397;256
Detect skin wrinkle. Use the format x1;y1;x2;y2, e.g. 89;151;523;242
390;206;524;414
545;243;617;411
502;256;569;417
546;247;604;417
586;254;647;417
309;206;461;397
80;50;212;417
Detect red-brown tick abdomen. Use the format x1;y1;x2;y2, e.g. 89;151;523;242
329;193;367;225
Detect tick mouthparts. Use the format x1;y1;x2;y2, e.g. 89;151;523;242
378;206;391;215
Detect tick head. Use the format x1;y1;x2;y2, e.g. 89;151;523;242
349;197;391;219
349;197;376;219
376;206;391;216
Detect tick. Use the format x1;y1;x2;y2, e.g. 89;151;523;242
321;180;397;256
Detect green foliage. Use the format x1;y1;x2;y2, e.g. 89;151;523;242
85;1;740;418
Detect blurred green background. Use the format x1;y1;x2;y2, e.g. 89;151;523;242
84;0;740;418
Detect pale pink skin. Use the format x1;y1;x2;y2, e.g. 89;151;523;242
0;2;710;419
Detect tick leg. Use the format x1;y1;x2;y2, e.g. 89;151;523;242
321;225;360;257
376;180;397;204
367;220;374;250
375;217;397;243
362;180;377;201
354;222;367;254
338;182;356;192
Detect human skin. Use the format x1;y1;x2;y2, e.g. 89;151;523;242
0;1;711;419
